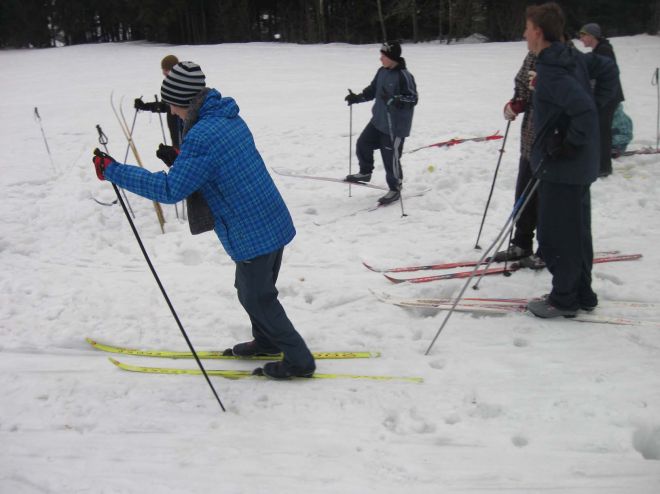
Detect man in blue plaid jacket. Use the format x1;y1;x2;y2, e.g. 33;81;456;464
93;61;315;379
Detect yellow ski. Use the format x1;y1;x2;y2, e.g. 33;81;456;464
109;358;423;383
86;337;380;360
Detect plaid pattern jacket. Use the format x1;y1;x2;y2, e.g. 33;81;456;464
512;52;536;162
105;89;295;261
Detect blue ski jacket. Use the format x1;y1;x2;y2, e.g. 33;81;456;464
105;89;295;262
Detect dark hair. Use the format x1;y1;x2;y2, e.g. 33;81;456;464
526;2;565;43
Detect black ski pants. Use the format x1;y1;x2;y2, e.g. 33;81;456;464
512;157;538;252
537;181;597;310
356;122;404;191
234;248;314;371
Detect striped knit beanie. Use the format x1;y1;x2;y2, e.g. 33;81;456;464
161;61;206;107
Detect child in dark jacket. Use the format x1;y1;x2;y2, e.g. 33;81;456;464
344;41;418;205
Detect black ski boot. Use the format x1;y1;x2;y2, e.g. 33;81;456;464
345;172;372;183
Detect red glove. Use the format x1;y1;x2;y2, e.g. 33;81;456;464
503;99;526;121
528;70;537;90
92;149;116;180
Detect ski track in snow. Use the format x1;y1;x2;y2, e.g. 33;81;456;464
1;37;660;493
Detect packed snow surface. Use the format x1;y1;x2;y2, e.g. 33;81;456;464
1;36;660;493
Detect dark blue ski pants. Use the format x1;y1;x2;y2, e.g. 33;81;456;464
537;181;597;310
234;248;314;370
356;122;404;191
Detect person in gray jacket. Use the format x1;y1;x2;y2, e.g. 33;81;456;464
345;41;418;205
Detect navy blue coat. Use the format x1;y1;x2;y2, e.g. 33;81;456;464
532;43;605;185
361;59;418;138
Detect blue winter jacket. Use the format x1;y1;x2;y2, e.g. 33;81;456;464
105;89;296;261
531;42;601;185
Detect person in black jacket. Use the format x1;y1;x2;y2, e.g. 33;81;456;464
134;54;183;148
579;23;625;177
523;3;618;318
344;41;418;205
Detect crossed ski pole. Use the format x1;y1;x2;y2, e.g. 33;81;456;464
154;94;183;220
425;176;540;355
95;125;226;412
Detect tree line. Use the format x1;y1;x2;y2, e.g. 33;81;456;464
1;0;659;48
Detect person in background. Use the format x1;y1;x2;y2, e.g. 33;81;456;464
493;31;577;268
344;41;418;205
579;23;625;177
492;51;543;268
134;54;183;148
611;104;633;157
93;62;316;379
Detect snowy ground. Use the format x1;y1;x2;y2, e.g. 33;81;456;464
1;36;660;493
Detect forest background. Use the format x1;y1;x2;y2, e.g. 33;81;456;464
2;0;660;48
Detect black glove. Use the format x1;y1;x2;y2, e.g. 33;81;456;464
546;133;578;160
345;89;362;106
380;90;404;109
134;97;148;110
134;97;162;112
156;144;179;167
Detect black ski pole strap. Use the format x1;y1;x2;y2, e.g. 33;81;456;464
96;124;109;147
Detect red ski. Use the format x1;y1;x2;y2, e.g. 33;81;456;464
364;250;621;274
406;131;503;154
383;253;642;284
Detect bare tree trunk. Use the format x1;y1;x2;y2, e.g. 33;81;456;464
438;0;443;41
411;0;418;42
376;0;387;41
447;0;453;44
318;0;326;42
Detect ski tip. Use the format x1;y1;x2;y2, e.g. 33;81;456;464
383;274;406;284
108;357;121;367
362;261;380;272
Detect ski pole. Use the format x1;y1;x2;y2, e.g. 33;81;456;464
155;95;168;145
92;109;138;212
117;108;139;219
33;107;56;173
111;93;166;233
425;177;539;355
474;120;511;249
653;68;659;151
94;128;226;413
348;104;353;198
386;109;407;217
154;94;180;220
471;176;538;291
